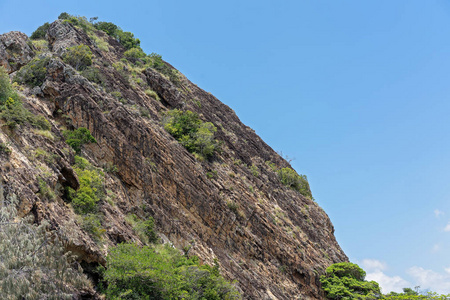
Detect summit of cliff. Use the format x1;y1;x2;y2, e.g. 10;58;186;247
0;14;347;299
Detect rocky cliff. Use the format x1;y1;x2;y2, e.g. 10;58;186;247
0;17;347;299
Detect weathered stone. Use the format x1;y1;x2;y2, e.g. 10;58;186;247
0;31;34;73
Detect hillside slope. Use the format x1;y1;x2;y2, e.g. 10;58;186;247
0;16;347;299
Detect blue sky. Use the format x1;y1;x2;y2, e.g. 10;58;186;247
2;0;450;293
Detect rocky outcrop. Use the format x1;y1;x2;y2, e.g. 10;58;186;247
0;31;34;72
0;18;347;299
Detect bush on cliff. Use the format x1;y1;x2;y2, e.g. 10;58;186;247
30;22;50;40
277;167;312;198
320;262;381;299
1;67;50;130
162;109;219;159
67;156;104;214
14;56;50;87
94;21;140;50
63;127;97;154
104;243;241;300
62;44;93;71
0;67;19;105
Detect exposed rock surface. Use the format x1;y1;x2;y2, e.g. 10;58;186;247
0;18;348;299
0;31;34;72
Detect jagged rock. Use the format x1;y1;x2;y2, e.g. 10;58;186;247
31;86;44;97
47;20;86;55
0;31;34;73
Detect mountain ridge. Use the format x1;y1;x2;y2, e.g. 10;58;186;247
0;15;347;299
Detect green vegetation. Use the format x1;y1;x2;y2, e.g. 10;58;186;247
321;263;450;300
0;67;19;105
30;22;50;40
124;47;146;59
148;52;180;84
14;56;50;87
0;142;11;155
320;262;381;299
94;21;140;50
58;13;96;33
104;243;241;299
145;89;160;101
67;156;104;214
38;177;57;201
0;193;91;298
125;214;159;244
162;109;219;159
1;67;51;130
63;127;97;154
79;213;106;243
62;44;93;71
384;289;450;299
277;167;312;198
250;164;259;177
80;66;105;85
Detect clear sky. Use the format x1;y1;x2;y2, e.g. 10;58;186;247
1;0;450;294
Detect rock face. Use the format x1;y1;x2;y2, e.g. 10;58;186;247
0;19;347;299
0;31;34;72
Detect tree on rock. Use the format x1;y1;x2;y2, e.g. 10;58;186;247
320;262;382;299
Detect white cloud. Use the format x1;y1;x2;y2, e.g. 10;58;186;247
361;259;387;272
407;266;450;294
366;271;410;294
361;259;409;294
431;243;441;253
445;222;450;232
434;209;444;218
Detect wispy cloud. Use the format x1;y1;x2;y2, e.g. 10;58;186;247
444;222;450;232
361;259;387;272
431;243;441;253
361;259;409;294
434;209;444;218
407;266;450;294
366;270;410;294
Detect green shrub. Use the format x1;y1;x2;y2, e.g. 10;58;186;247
94;21;118;36
0;193;91;298
162;109;219;159
147;52;180;84
0;67;19;105
250;164;259;177
277;167;312;198
59;13;96;33
30;22;50;40
80;66;105;85
104;243;241;300
58;12;71;20
320;262;381;300
37;178;56;201
0;142;11;155
80;213;105;242
67;156;104;214
62;44;93;71
94;21;140;50
63;127;97;154
125;214;158;244
0;95;51;130
145;89;160;101
116;31;140;50
14;56;50;87
124;47;146;60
